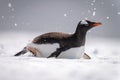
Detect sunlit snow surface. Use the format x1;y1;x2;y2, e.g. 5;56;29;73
0;32;120;80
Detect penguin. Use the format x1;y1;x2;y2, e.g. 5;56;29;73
14;20;102;59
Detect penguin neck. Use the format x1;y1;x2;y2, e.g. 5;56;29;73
73;27;87;46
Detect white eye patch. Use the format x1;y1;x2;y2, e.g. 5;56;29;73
80;20;88;24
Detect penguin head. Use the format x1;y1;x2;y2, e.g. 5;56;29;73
77;20;102;32
85;20;102;27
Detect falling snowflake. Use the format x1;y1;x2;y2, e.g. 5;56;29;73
117;12;120;15
92;0;96;3
93;8;96;10
93;11;96;16
106;17;110;19
91;3;94;6
112;4;114;6
91;0;95;6
64;14;67;17
14;23;18;27
8;3;12;8
1;16;4;19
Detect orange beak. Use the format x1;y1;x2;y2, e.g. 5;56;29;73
92;22;102;27
85;20;102;27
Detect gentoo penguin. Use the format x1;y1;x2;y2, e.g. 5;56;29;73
14;20;102;59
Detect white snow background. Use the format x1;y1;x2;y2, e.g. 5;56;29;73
0;32;120;80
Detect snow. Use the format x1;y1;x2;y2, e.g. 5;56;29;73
0;57;120;80
92;11;96;16
0;32;120;80
14;23;18;27
8;3;12;8
91;0;96;6
112;4;115;6
1;16;4;19
93;8;96;10
92;8;96;17
106;17;110;19
117;12;120;15
91;3;94;6
64;13;67;17
8;2;15;12
92;0;96;3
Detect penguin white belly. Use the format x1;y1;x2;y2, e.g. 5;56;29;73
27;43;84;59
58;46;84;59
27;43;59;57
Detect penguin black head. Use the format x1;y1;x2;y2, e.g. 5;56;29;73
77;20;102;32
85;20;102;27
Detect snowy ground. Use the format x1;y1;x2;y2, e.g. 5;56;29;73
0;32;120;80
